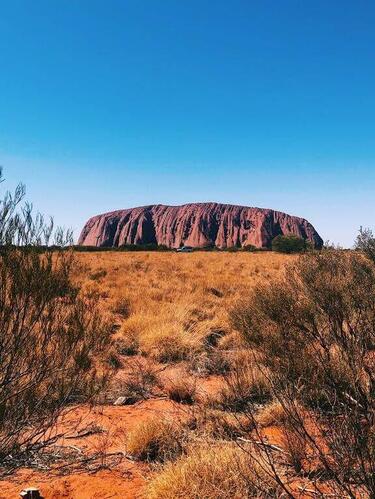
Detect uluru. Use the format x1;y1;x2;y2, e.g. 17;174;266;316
78;202;323;249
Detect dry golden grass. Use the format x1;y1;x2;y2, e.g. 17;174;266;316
164;376;198;404
217;360;272;410
75;251;293;364
187;406;253;440
69;251;296;496
145;443;282;499
257;400;288;427
4;249;366;498
126;417;186;462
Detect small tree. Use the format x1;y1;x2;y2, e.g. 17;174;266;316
0;169;114;471
356;226;375;263
231;250;375;497
271;234;307;253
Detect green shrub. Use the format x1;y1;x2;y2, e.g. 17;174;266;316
271;234;307;253
242;244;257;252
0;169;114;469
231;251;375;496
72;243;171;252
225;246;239;252
356;226;375;263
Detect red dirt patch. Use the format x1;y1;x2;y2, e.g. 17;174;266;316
0;399;184;499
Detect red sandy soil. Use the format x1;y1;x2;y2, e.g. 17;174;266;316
0;399;181;499
0;361;225;499
0;466;144;499
0;396;333;499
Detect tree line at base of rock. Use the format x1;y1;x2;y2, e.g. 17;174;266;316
73;235;313;253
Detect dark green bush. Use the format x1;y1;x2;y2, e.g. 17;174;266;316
242;244;257;252
271;234;307;253
72;243;171;252
225;246;240;252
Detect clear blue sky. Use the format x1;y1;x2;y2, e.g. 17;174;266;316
1;0;374;246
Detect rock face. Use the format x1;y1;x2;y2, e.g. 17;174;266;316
78;203;323;249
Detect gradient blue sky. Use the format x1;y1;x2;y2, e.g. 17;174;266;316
1;0;374;246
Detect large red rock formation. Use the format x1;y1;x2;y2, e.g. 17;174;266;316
78;203;323;249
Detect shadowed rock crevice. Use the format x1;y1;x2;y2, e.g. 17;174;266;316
78;202;323;249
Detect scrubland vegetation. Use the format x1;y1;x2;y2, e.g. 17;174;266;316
1;172;375;498
75;249;290;366
0;172;114;474
73;237;375;498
